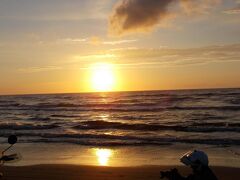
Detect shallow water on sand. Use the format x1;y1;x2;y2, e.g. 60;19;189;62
1;143;240;167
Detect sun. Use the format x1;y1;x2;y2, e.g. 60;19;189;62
91;63;115;92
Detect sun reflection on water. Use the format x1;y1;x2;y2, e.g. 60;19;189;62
95;149;113;166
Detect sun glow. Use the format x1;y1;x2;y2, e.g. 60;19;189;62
95;149;113;166
91;63;115;92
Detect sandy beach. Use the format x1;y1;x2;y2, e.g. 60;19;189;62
1;165;239;180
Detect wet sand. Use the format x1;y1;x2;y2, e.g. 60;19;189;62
1;165;239;180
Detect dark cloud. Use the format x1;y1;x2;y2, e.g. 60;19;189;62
109;0;176;35
109;0;221;36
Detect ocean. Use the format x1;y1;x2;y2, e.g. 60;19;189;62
0;88;240;166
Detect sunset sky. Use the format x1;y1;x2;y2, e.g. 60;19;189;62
0;0;240;95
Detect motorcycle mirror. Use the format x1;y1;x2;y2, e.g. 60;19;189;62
8;135;17;145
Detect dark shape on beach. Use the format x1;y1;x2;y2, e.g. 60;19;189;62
160;150;218;180
2;135;18;154
8;135;17;145
0;135;20;178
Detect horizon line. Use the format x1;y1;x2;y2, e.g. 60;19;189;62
0;87;239;96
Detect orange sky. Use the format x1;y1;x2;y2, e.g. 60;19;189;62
0;0;240;95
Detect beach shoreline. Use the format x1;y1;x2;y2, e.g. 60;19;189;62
1;164;239;180
2;143;239;168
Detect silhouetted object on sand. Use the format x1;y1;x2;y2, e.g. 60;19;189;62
0;135;20;178
160;150;218;180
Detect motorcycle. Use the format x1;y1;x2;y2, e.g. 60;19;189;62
0;135;21;178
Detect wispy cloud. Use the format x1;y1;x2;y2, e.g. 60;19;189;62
72;44;240;69
114;44;240;66
70;54;117;64
180;0;221;15
18;66;62;73
223;5;240;14
58;36;137;46
103;39;137;45
57;38;87;44
88;36;138;46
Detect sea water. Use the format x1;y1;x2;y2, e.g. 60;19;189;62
0;88;240;167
